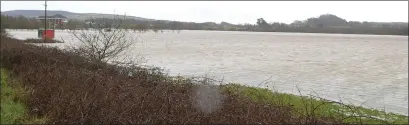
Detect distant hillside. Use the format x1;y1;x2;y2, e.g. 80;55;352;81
1;10;151;21
1;10;407;36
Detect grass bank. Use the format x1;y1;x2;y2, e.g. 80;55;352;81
1;68;47;124
0;35;407;124
222;84;408;124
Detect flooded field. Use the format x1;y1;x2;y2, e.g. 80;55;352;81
7;29;408;115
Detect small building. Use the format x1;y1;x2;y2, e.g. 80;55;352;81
37;14;68;40
38;14;68;24
37;14;68;29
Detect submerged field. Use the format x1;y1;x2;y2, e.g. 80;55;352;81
1;32;408;124
7;29;409;116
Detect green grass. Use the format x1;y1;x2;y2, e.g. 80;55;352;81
221;83;409;124
1;68;47;124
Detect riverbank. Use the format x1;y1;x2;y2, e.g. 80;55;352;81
0;35;407;124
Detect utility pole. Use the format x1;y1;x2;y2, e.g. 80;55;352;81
44;0;47;42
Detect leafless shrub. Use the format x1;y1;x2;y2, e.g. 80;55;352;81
64;14;137;63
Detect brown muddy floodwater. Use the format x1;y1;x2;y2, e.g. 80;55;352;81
8;29;408;115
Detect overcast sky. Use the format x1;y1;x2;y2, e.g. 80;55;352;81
1;1;408;24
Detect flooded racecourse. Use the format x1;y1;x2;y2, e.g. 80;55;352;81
8;29;408;115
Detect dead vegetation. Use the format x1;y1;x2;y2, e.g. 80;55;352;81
23;38;63;43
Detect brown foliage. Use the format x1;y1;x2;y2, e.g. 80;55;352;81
0;35;344;124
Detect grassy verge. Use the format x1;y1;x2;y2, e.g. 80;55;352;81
221;83;408;124
1;68;47;124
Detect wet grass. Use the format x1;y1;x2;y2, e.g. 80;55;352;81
221;83;409;124
1;68;47;124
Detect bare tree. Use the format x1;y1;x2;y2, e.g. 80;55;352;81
65;14;136;63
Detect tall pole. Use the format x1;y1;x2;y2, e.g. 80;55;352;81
44;0;47;41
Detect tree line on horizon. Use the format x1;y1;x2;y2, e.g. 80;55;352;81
1;14;407;35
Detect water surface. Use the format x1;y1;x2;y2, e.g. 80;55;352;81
8;29;408;115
